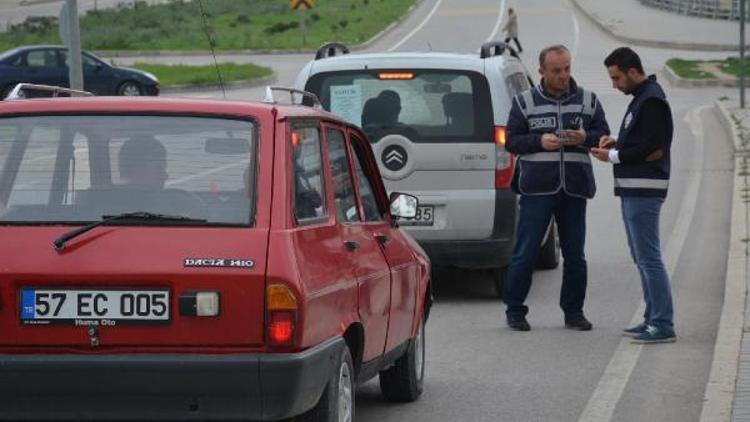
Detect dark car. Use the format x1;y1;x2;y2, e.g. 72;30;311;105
0;45;159;98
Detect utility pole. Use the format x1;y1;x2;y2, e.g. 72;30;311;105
741;0;746;108
60;0;84;93
299;9;307;47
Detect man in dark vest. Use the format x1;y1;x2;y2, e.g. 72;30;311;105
591;47;676;343
504;44;610;331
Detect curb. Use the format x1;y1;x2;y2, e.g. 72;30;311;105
661;65;738;88
159;73;277;94
568;0;745;52
96;0;425;59
698;100;748;422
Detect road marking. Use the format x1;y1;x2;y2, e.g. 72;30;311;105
562;0;580;60
388;0;443;52
576;104;709;422
484;0;507;43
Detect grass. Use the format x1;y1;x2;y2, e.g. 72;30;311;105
665;58;717;79
0;0;416;52
130;62;272;86
719;57;750;77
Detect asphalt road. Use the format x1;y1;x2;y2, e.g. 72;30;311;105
347;2;735;421
5;0;738;421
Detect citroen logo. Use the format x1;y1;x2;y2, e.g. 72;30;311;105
382;145;408;171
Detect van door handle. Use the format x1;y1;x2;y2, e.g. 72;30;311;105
375;234;389;245
344;240;360;251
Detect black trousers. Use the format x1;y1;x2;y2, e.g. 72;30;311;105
505;37;523;52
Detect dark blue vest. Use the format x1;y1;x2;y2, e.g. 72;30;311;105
513;81;598;199
614;75;673;198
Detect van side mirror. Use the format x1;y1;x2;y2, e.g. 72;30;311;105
389;192;418;219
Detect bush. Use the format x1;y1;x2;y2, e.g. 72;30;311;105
263;21;299;35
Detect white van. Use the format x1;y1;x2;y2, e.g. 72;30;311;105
295;42;559;294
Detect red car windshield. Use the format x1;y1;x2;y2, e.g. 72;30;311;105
0;115;257;225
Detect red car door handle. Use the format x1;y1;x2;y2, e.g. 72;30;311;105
375;234;389;245
344;240;360;251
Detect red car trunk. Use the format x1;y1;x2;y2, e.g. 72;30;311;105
0;226;268;349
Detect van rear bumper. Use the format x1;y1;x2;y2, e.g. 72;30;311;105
420;234;514;269
419;189;517;269
0;337;344;421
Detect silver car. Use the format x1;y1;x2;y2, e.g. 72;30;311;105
295;42;559;294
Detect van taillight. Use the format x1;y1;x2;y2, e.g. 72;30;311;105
495;126;515;189
266;284;298;347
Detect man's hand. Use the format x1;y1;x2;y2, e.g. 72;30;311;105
561;127;586;146
541;133;561;151
599;135;616;149
590;147;610;162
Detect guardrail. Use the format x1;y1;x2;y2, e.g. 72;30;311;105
639;0;748;20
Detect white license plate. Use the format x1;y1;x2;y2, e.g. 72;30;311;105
400;205;434;226
20;289;170;325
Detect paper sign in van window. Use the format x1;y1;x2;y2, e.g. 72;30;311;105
330;85;362;126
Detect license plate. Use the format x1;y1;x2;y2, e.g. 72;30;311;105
400;205;434;226
20;289;170;325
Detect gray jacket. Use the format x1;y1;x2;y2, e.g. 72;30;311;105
503;13;518;38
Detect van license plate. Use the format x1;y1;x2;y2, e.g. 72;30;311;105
400;205;434;226
20;289;170;325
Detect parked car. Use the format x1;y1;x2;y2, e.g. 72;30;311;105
295;42;560;295
0;45;159;99
0;88;431;421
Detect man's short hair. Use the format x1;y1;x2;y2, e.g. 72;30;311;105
118;135;166;180
539;45;570;68
604;47;645;74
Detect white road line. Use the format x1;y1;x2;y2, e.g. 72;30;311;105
561;0;580;60
387;0;443;52
484;0;507;43
570;4;580;60
576;104;709;422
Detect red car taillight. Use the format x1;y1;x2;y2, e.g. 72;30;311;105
266;284;298;347
495;126;515;189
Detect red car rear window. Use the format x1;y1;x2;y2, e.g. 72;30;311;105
0;115;257;225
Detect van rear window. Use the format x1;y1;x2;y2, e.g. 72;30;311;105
305;70;493;144
0;115;256;225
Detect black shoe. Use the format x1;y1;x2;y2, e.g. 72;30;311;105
507;315;531;331
565;316;592;331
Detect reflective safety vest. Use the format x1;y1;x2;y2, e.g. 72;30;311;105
508;80;608;199
613;75;673;198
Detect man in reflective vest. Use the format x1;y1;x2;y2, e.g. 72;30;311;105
591;47;675;343
504;44;610;331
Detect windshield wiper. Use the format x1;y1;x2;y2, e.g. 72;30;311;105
53;211;207;251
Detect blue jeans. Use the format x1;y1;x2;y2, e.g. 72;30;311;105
505;192;588;318
621;196;674;330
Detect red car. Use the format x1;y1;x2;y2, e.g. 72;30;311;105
0;93;431;421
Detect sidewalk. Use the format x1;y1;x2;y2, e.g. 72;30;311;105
570;0;747;51
707;102;749;422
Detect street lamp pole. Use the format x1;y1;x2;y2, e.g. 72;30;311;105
66;0;83;92
741;0;746;108
60;0;83;92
